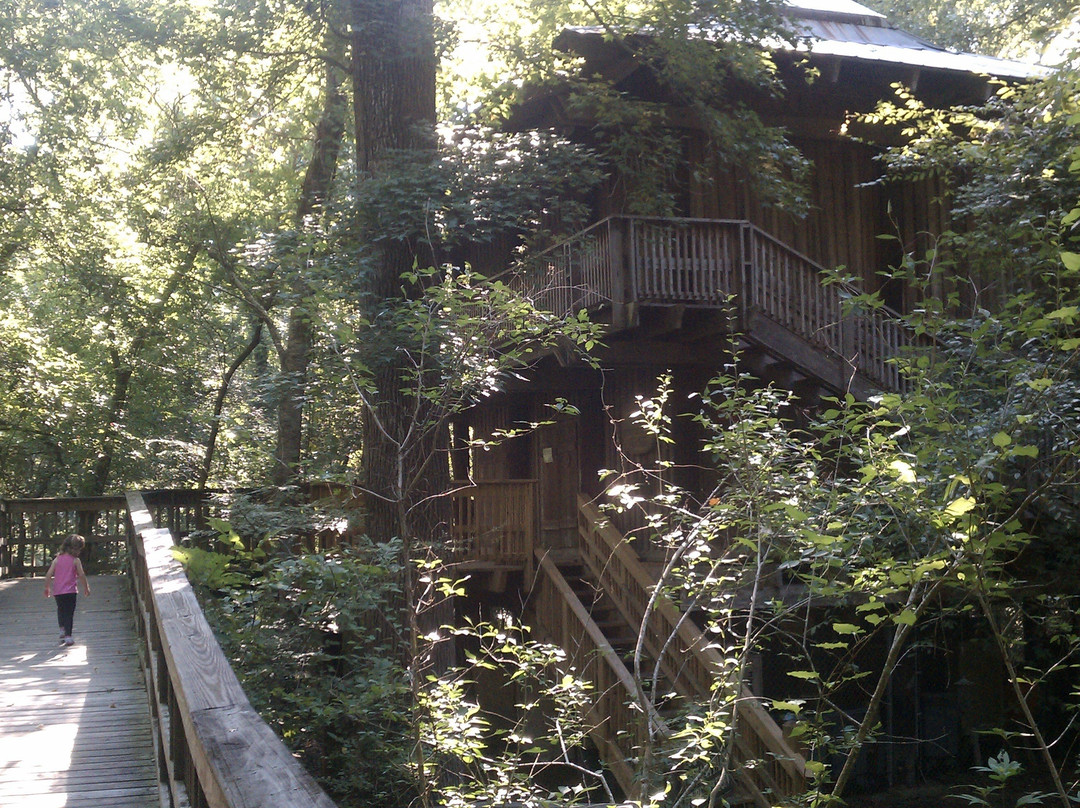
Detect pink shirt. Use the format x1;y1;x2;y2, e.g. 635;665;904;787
52;554;79;596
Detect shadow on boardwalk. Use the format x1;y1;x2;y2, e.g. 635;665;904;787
0;574;161;808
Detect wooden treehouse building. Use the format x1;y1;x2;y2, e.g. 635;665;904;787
449;0;1045;803
0;3;1047;807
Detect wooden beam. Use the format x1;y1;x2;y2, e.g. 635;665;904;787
596;338;735;367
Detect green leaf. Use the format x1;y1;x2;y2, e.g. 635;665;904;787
832;622;861;635
1061;252;1080;272
991;432;1011;448
888;459;916;483
784;504;810;522
893;609;918;627
856;600;886;612
944;497;976;520
770;700;804;713
787;670;820;680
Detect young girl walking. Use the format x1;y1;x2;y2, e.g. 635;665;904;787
44;534;91;646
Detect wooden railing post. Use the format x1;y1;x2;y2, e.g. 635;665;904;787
610;218;631;329
0;499;9;578
740;222;754;322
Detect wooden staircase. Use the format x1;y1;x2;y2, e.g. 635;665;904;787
526;496;810;805
512;215;914;398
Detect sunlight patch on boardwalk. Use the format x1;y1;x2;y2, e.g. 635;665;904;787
0;574;161;808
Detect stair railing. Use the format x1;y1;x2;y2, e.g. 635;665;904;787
512;215;913;393
740;223;907;392
126;491;338;808
577;495;810;804
531;551;667;798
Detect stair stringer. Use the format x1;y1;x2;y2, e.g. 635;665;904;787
525;550;669;800
576;495;811;807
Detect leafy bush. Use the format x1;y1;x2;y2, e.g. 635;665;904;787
183;534;416;807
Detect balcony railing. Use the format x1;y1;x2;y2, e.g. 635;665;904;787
512;215;912;392
448;480;536;569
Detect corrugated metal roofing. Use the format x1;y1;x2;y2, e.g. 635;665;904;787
564;0;1051;81
784;8;1050;79
794;35;1049;79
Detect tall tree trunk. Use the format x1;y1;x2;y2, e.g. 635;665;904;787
86;355;132;497
198;322;263;490
350;0;443;542
272;62;347;485
348;5;451;799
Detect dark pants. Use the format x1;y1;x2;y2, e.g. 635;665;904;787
55;593;77;636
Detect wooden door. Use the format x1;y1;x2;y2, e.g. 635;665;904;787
537;414;580;549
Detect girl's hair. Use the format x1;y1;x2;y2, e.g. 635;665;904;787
59;534;86;555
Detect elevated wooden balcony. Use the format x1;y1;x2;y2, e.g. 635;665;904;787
515;215;913;396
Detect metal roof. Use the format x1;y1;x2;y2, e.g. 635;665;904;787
782;3;1050;80
562;0;1050;82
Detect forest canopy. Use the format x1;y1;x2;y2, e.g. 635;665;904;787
3;2;1080;805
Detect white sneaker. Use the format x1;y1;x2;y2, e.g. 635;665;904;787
63;637;74;646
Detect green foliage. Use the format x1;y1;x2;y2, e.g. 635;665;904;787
0;0;316;494
421;616;602;807
868;0;1077;60
171;545;249;591
592;275;1080;802
953;751;1054;807
439;0;812;215
351;128;603;249
182;529;416;808
867;67;1080;310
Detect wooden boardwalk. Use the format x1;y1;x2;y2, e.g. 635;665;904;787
0;575;161;808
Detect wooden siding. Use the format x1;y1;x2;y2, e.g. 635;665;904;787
684;130;950;309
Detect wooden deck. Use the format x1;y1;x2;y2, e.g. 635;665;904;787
0;574;161;808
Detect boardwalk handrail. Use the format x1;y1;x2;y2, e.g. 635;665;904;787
126;491;337;808
577;495;809;805
0;495;129;577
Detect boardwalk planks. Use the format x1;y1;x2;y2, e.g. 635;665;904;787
0;574;162;808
